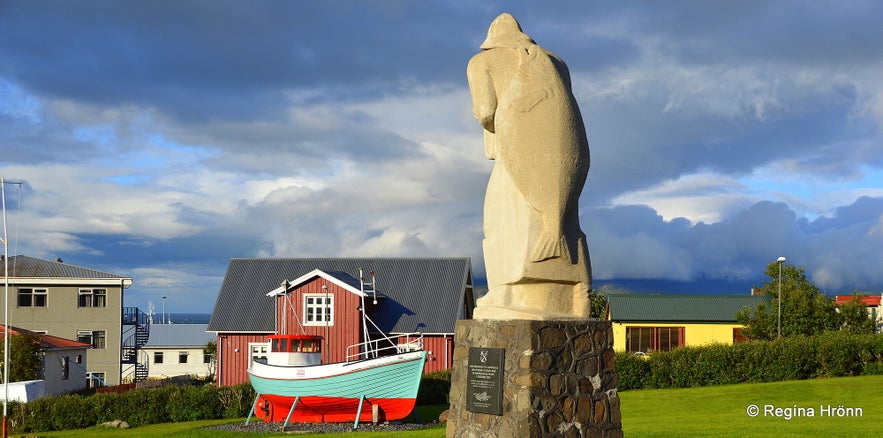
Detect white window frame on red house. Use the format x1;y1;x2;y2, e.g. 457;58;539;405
249;342;268;363
303;293;334;326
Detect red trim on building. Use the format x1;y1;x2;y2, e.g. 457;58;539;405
835;295;881;306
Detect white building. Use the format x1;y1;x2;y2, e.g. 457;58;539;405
835;294;883;333
142;324;215;379
1;325;90;399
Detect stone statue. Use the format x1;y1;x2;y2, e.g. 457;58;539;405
467;13;592;320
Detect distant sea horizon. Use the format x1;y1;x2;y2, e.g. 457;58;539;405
153;313;212;324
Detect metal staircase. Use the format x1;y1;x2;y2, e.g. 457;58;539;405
122;307;150;382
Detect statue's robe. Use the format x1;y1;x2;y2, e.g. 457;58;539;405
468;41;592;318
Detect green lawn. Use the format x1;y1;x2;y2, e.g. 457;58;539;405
620;374;882;437
28;376;882;437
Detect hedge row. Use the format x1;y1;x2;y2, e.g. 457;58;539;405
10;371;454;433
417;369;451;405
9;383;256;433
615;331;883;391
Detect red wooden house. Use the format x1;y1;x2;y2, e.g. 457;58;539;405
207;258;475;387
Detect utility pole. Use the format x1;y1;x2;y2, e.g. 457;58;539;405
777;256;786;338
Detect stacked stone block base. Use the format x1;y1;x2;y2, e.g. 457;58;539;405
446;319;622;438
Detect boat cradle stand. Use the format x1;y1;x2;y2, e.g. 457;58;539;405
244;394;301;430
244;394;373;430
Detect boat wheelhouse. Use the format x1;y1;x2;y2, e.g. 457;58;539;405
266;334;322;366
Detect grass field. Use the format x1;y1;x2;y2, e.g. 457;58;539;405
619;374;882;437
28;375;882;437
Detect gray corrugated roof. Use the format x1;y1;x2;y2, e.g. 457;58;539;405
144;324;214;347
607;294;772;322
207;258;473;334
1;255;130;280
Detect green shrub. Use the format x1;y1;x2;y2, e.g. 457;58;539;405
692;343;740;386
168;385;222;422
863;361;883;375
218;383;257;418
616;332;883;391
817;331;873;377
417;369;451;404
614;352;649;390
768;335;820;381
9;382;258;433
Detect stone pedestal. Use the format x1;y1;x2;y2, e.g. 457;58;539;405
446;319;621;438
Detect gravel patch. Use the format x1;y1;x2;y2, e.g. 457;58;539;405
209;420;439;434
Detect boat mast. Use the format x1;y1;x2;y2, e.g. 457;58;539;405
358;268;379;358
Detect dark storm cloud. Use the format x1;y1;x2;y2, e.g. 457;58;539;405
596;0;883;66
588;198;883;293
803;196;883;233
172;107;427;176
0;1;484;121
579;76;867;204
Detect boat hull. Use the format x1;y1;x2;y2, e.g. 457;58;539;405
248;350;427;423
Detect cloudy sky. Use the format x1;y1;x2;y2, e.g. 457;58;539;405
2;1;882;314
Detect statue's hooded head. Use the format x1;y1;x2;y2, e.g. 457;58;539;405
480;13;535;50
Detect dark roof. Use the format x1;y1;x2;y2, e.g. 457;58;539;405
144;324;214;348
1;255;130;280
207;258;473;334
607;294;771;322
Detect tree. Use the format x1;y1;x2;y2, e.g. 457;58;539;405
0;331;43;382
838;293;877;334
203;340;217;380
735;302;776;341
736;262;838;340
588;289;607;320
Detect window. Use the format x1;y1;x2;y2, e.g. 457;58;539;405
62;357;70;380
88;372;105;389
626;326;685;353
203;353;212;364
304;294;334;326
78;289;108;308
17;288;48;307
77;330;107;349
154;352;164;364
249;343;268;363
733;328;747;343
179;352;189;364
76;355;83;364
94;289;107;307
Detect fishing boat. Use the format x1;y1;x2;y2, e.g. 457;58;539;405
246;269;427;427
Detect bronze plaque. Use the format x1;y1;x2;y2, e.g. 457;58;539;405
466;347;504;415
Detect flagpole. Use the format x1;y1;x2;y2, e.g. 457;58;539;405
2;176;10;438
1;178;22;438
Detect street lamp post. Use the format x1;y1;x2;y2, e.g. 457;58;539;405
777;256;786;337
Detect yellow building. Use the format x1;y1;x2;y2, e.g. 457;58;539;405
606;294;771;353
